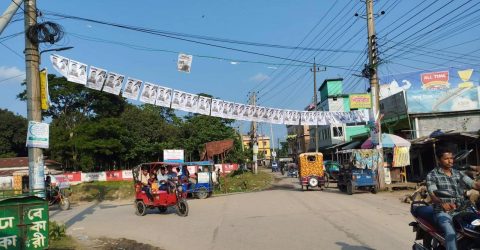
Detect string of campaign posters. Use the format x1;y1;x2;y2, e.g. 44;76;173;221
50;54;370;126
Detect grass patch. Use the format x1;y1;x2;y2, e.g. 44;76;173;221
69;181;134;202
214;170;273;194
49;235;80;250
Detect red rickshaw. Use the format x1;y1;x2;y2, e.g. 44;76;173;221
132;162;188;216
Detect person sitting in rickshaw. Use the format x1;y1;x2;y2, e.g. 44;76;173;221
149;173;158;191
157;167;169;190
140;168;154;201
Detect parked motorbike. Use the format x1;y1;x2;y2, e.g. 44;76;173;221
47;187;71;210
287;167;298;178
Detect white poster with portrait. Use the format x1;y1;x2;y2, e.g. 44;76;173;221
86;66;107;91
231;103;245;120
210;99;224;117
324;111;341;125
67;60;87;85
177;53;193;73
197;96;212;115
352;109;369;123
183;93;199;113
102;72;125;95
139;82;157;104
241;105;255;121
154;86;173;107
171;90;188;111
221;101;235;119
284;110;300;125
50;54;69;77
253;106;266;123
123;78;143;100
271;109;284;124
317;111;327;125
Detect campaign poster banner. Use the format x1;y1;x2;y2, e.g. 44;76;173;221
139;82;157;104
171;90;188;111
183;93;200;113
63;172;82;183
177;53;193;73
164;149;184;163
106;170;123;181
122;170;133;180
380;67;480;113
86;66;107;91
103;72;125;95
349;94;372;109
155;86;173;107
67;60;88;85
300;111;317;125
283;110;300;125
81;172;107;182
210;99;224;117
197;96;212;115
50;54;69;77
123;78;143;100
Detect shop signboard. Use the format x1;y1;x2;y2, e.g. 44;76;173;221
380;67;480;114
349;94;372;109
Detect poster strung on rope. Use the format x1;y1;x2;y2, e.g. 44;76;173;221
220;101;235;119
183;93;200;113
197;96;212;115
103;72;125;95
171;90;189;111
155;86;173;107
86;66;107;90
123;77;143;100
50;54;69;77
67;60;88;85
139;82;157;104
177;53;193;73
241;105;255;121
300;111;318;125
283;110;300;125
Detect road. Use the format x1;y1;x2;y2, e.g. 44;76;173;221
51;173;414;250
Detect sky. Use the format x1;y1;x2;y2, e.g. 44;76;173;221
1;0;479;146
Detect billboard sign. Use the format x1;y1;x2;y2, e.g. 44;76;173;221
163;149;184;163
349;94;372;109
380;91;407;121
380;67;480;114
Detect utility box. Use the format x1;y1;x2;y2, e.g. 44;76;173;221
0;196;49;249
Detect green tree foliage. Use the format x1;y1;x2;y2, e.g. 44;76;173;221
0;109;27;157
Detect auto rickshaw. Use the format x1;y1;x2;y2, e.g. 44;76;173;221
298;152;325;190
132;162;188;216
181;161;215;199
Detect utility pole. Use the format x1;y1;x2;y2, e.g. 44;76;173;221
270;123;275;163
249;92;259;174
24;0;45;195
0;0;23;35
365;0;385;190
310;58;320;153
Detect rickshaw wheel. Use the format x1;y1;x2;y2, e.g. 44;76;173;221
158;206;167;213
196;187;209;199
370;186;377;194
346;182;353;195
176;199;189;217
135;200;147;216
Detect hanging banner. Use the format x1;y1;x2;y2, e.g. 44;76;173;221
171;90;188;111
211;99;224;117
103;72;125;95
197;96;212;115
177;53;193;73
26;121;49;148
241;105;255;121
272;109;284;124
67;60;87;85
123;77;143;100
300;111;317;125
155;86;173;107
284;110;300;125
50;54;69;77
86;66;107;90
349;94;372;109
39;69;49;110
139;82;157;104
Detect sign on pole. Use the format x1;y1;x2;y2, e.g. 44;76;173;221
26;121;49;149
163;149;184;163
39;69;49;110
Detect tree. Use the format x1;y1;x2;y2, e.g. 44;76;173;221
0;109;27;157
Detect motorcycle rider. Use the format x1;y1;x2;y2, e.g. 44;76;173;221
426;147;480;250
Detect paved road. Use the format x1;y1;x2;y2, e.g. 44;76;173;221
51;173;414;250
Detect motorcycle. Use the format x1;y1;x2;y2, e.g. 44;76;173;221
409;149;480;249
287;167;298;178
47;186;71;210
410;190;480;249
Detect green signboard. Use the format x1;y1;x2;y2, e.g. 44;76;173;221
0;196;49;249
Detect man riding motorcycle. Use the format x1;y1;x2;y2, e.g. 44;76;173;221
426;147;480;250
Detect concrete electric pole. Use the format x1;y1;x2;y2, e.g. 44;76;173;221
365;0;385;190
310;58;320;153
24;0;45;194
0;0;23;35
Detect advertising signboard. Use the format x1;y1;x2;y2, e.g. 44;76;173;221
163;149;184;163
380;67;480;114
349;94;372;109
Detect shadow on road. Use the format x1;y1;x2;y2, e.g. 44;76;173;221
336;242;375;250
65;202;100;228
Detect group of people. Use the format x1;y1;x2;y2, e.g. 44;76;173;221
138;166;197;201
